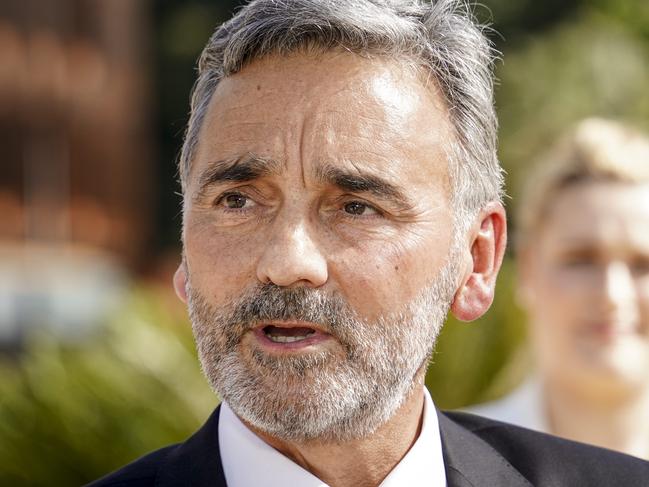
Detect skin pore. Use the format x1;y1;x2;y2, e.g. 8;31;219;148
519;182;649;459
174;51;506;487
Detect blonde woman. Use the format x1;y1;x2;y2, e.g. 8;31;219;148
469;118;649;459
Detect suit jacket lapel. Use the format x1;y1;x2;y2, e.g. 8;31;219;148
157;406;228;487
438;411;532;487
156;405;534;487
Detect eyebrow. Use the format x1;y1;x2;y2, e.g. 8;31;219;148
194;154;411;209
195;154;282;198
316;163;411;209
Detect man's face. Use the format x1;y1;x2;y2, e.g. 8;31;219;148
521;182;649;391
179;51;459;440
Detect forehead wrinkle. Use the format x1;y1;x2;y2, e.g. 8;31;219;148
297;106;310;190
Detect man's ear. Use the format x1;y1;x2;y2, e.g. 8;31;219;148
173;263;189;304
450;202;507;322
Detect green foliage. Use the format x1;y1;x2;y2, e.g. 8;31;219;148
0;289;216;486
591;0;649;39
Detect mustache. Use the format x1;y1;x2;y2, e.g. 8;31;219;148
189;283;360;348
229;284;353;329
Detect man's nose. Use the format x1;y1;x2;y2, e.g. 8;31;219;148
255;215;328;288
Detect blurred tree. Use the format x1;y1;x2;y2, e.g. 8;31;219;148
0;289;215;486
477;0;583;43
592;0;649;39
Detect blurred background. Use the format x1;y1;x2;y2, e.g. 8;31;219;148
1;0;648;484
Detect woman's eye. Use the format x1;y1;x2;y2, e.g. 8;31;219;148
564;257;593;267
343;201;378;216
218;193;252;209
561;252;597;268
631;257;649;275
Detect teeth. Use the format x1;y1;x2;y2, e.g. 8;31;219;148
266;334;310;343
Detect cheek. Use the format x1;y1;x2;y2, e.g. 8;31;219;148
527;272;583;340
330;228;450;318
535;265;593;311
528;304;579;367
640;282;649;334
543;266;590;293
184;219;260;298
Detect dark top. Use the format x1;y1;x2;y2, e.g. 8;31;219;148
87;407;649;486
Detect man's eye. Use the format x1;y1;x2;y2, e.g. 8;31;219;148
217;193;252;209
343;201;378;216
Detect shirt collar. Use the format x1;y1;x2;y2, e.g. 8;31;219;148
218;388;446;487
380;389;446;486
218;402;327;487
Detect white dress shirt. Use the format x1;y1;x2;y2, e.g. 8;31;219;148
464;377;549;433
218;389;447;487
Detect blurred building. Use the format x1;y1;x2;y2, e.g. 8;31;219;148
0;0;153;346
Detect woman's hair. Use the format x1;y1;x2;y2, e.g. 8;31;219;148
516;118;649;248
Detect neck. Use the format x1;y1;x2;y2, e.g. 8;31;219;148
248;379;427;487
544;379;649;460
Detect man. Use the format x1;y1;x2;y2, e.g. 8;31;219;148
90;0;649;486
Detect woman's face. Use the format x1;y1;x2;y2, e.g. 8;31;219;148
520;182;649;391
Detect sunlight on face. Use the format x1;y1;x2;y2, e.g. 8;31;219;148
179;51;461;440
521;182;649;391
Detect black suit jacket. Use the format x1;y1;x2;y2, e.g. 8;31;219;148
87;407;649;486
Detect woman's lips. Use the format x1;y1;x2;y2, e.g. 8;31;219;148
583;321;637;343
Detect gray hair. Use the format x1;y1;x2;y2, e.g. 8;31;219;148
179;0;503;224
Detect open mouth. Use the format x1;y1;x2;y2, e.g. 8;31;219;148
263;325;316;343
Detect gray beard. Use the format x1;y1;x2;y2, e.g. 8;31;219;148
187;257;457;443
